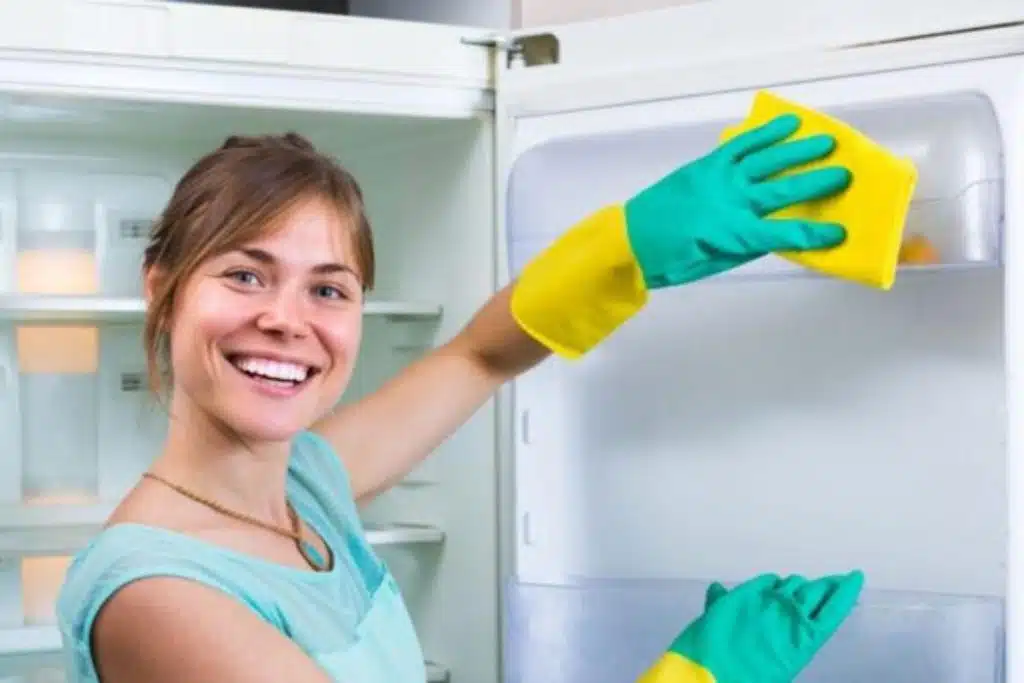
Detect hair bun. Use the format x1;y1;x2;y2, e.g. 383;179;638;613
220;132;316;152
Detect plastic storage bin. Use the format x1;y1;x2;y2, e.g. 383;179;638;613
506;91;1003;281
504;577;1004;683
0;170;170;298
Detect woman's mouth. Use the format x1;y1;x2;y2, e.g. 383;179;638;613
226;354;320;392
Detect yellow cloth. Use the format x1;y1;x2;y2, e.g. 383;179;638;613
509;204;648;359
721;90;919;290
636;652;717;683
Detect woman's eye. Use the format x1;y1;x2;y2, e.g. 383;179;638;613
314;284;347;300
226;270;261;287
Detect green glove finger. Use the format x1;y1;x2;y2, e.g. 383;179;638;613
793;576;837;619
811;570;865;633
727;572;781;598
720;113;800;161
744;218;846;253
774;574;808;601
748;166;852;215
739;134;837;182
704;581;729;610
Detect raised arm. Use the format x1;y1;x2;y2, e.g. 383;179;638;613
313;114;852;502
312;284;548;501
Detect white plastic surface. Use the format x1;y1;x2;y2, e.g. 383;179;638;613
503;0;1024;115
504;578;1005;683
0;0;492;119
510;266;1005;594
508;91;1003;280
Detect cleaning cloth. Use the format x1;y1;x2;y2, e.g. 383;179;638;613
721;90;918;290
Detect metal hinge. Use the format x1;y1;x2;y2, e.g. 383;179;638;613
461;32;560;68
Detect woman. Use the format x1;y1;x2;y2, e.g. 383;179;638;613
57;115;862;682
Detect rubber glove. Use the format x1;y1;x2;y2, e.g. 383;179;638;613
636;570;864;683
510;113;852;360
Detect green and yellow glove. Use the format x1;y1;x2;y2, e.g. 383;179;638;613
510;114;852;359
636;571;864;683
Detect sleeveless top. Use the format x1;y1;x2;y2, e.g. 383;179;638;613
55;430;427;682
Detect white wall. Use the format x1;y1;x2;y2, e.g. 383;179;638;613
514;0;707;28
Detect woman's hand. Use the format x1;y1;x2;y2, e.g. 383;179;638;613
636;570;864;683
510;113;851;360
625;114;850;287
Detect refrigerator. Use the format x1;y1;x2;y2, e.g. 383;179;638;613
0;0;1020;682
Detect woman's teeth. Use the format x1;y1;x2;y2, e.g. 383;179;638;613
232;356;311;384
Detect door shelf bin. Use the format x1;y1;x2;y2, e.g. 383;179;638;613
503;577;1004;683
507;91;1004;283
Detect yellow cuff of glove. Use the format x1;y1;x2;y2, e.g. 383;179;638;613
636;652;717;683
510;204;648;359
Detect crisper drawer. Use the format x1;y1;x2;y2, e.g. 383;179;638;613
503;578;1004;683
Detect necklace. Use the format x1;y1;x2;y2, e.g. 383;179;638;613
141;471;333;572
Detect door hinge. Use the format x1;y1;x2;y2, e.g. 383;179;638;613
461;32;560;68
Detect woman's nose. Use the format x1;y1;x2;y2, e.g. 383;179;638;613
255;293;310;338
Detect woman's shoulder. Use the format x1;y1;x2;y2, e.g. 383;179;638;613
57;523;286;680
58;523;336;683
58;523;267;632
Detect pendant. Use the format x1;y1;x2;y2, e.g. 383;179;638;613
297;538;331;572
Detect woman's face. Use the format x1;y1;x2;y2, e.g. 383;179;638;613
161;198;364;443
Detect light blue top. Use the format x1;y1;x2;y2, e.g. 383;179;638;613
56;431;427;682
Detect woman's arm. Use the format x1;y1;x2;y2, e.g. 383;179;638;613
313;284;549;502
314;114;852;503
92;577;333;683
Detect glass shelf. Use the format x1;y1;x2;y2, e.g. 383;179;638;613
0;294;442;323
0;503;444;556
365;523;446;546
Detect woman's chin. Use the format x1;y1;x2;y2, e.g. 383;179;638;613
218;410;312;446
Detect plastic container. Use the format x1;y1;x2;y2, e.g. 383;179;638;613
504;577;1004;683
0;170;171;299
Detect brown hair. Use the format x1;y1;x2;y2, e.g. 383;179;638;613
142;132;375;394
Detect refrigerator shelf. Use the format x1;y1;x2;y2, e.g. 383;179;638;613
0;294;443;323
0;503;445;556
365;523;447;546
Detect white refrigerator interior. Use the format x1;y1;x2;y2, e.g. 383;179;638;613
0;2;504;681
503;46;1016;683
0;110;495;680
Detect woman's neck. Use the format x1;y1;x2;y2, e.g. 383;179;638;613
148;392;294;528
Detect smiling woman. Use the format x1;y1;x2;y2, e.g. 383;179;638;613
53;120;863;683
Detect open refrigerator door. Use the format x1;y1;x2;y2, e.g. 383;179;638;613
496;3;1024;682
